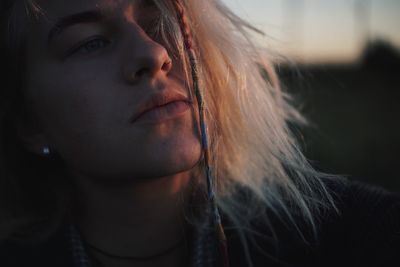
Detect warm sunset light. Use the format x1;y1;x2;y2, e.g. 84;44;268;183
223;0;400;63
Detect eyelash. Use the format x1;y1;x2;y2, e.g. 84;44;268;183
69;36;111;56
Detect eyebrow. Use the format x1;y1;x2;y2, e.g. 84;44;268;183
47;10;106;44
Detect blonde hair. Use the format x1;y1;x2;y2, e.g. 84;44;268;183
134;1;340;264
0;0;339;259
163;0;336;216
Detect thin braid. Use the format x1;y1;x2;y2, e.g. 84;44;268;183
173;1;229;267
192;220;217;267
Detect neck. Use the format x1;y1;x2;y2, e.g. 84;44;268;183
71;171;194;267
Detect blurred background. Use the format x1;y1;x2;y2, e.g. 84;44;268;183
223;0;400;192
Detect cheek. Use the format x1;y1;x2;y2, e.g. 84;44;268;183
64;111;203;180
30;77;99;135
27;70;202;179
27;67;118;155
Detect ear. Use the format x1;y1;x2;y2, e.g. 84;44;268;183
16;116;52;157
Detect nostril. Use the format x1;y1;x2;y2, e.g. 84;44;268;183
124;52;173;83
162;59;173;72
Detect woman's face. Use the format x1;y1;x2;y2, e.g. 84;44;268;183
22;0;201;181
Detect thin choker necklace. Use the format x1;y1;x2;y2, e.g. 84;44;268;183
84;239;185;261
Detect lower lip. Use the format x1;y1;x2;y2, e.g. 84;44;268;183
133;101;191;124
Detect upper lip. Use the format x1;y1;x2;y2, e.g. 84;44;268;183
131;90;191;122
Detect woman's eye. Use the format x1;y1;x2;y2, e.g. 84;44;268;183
70;37;111;55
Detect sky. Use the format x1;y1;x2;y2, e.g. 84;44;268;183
222;0;400;63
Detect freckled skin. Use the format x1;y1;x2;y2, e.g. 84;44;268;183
23;0;202;182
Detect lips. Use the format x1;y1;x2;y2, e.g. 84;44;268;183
131;90;191;123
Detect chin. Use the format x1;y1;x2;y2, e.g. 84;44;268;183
133;115;203;178
143;137;202;178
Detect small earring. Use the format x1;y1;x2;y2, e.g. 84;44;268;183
42;146;51;156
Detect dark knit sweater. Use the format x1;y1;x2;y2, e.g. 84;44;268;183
228;181;400;267
1;180;399;267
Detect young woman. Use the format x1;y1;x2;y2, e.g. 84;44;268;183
0;0;399;267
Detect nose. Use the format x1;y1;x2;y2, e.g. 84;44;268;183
122;30;173;84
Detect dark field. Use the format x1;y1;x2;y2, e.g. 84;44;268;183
280;41;400;192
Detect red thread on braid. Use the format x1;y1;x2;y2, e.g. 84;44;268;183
174;0;193;50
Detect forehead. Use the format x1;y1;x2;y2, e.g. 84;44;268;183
23;0;156;50
34;0;142;19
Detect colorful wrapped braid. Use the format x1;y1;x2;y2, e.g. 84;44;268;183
173;1;230;267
